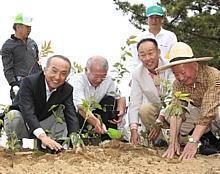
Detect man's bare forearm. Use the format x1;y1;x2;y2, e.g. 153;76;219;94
169;116;182;145
191;124;208;141
116;97;126;113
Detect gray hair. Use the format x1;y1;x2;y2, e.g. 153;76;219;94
86;55;109;71
46;55;71;72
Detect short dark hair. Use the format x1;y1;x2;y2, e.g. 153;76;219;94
137;38;158;51
46;55;71;72
13;23;18;31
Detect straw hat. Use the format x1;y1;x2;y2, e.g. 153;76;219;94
155;42;213;71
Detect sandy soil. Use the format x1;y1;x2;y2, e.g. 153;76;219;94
0;140;220;174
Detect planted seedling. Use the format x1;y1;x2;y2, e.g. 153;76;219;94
165;91;192;117
79;96;103;145
48;104;65;139
80;124;101;146
5;111;21;167
159;78;173;108
35;104;67;153
111;35;137;84
165;91;193;146
138;78;173;148
79;96;102;135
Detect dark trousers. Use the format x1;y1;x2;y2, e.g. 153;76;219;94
77;95;117;141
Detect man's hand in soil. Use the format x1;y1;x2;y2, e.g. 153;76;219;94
130;129;139;145
38;133;62;151
179;142;198;160
94;121;107;134
162;142;180;158
148;127;160;141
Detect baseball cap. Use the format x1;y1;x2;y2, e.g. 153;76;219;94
14;13;33;26
146;5;165;17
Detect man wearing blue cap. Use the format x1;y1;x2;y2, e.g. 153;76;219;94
126;4;177;73
1;13;42;100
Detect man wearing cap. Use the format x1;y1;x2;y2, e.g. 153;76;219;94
1;13;41;100
126;4;177;73
156;42;220;160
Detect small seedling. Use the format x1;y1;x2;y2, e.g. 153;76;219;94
165;91;193;117
40;40;54;58
111;35;137;84
4;111;21;167
48;104;65;139
79;96;102;135
159;78;173;108
71;61;84;74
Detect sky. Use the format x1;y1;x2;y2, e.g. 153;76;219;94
0;0;157;105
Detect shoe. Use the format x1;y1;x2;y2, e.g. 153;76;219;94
198;131;220;155
37;139;64;154
199;144;220;155
154;139;168;147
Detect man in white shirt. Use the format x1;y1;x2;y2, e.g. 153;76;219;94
128;38;174;145
70;56;126;140
126;4;177;73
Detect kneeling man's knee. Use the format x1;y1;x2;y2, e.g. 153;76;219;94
139;104;160;128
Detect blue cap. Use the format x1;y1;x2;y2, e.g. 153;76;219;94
146;5;165;17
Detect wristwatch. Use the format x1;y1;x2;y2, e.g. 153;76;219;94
188;136;202;148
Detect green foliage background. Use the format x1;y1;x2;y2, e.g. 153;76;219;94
113;0;220;69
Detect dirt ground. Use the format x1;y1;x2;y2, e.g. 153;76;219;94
0;140;220;174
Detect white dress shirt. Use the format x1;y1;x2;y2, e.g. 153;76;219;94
126;27;177;74
33;80;56;138
69;73;121;109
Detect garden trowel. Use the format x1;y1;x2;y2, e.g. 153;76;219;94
106;128;122;139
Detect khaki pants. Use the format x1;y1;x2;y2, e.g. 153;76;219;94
4;110;67;139
138;103;220;136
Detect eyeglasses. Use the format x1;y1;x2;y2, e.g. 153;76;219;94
89;72;107;81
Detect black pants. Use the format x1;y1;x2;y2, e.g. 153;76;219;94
77;95;117;141
189;129;220;155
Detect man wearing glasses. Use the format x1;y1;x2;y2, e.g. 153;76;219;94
69;56;126;140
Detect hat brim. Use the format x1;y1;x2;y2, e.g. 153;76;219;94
155;57;213;71
147;13;164;17
15;22;32;26
21;22;32;26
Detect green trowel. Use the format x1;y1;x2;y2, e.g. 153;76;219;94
106;128;122;139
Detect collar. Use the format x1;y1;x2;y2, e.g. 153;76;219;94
11;34;20;41
143;57;166;75
195;64;204;84
11;34;28;42
45;80;57;93
146;27;166;37
83;74;93;87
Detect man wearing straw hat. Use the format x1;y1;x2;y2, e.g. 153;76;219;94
156;42;220;160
